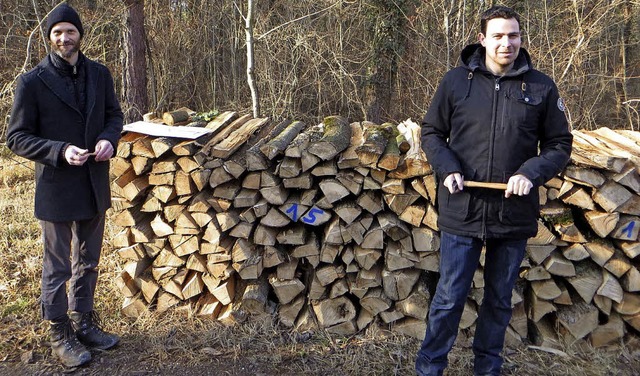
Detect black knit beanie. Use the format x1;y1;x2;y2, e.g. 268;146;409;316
46;3;84;38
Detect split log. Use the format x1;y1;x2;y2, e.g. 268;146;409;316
360;287;392;316
337;122;365;169
355;122;390;167
557;301;599;340
388;119;431;179
590;313;626;348
271;277;305;305
241;276;271;314
377;123;401;171
319;179;351;204
567;260;603;304
260;120;304;160
307;116;352;160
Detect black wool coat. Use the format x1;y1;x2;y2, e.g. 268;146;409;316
7;53;123;221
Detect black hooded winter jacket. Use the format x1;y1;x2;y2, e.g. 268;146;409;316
421;44;573;239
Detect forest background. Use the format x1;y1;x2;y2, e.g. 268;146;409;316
1;0;640;137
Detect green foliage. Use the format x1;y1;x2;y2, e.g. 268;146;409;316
192;110;220;122
1;298;30;317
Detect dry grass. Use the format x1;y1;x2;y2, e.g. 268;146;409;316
0;149;639;375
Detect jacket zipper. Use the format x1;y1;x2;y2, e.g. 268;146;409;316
482;77;502;240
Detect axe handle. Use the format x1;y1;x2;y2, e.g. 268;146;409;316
464;181;508;190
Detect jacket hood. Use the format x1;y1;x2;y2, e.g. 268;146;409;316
459;43;532;77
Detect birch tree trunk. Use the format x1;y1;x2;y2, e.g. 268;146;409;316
245;0;260;118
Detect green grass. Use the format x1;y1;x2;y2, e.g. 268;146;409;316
1;298;31;317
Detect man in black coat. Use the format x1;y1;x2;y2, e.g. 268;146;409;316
415;5;573;376
7;3;123;368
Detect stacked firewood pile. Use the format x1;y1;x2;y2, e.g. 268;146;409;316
523;127;640;349
110;109;640;349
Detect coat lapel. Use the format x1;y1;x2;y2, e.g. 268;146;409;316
37;58;81;116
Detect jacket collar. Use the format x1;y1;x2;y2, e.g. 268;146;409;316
459;43;532;77
49;51;85;77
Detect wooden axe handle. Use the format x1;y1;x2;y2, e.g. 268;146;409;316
464;181;508;190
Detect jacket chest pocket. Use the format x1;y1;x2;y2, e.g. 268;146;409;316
503;90;543;131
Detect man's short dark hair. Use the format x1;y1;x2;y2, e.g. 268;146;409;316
480;5;521;35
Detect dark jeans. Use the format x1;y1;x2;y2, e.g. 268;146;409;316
416;231;526;376
40;215;105;320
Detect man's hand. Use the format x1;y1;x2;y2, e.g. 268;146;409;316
64;145;90;166
94;140;114;162
506;174;533;198
444;172;464;194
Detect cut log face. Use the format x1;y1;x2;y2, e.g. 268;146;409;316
567;260;603;304
336;171;364;196
312;296;356;327
584;210;620;238
610;215;640;241
557;301;599;340
412;227;440;252
590;313;626;348
270;277;305;305
360;288;392;316
592;181;634;213
621;267;640;292
319;179;350;204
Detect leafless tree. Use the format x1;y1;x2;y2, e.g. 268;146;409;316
2;0;640;138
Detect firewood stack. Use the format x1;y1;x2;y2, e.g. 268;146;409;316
109;109;640;349
521;127;640;349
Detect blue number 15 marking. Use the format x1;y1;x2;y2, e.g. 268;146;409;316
302;208;324;224
286;204;299;222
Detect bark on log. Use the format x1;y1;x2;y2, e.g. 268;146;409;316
307;116;352;160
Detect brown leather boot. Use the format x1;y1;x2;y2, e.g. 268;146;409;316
69;311;120;350
49;316;91;367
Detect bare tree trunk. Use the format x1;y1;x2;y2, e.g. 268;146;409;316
245;0;260;118
364;0;415;124
122;0;149;123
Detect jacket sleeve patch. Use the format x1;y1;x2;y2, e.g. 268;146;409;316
557;97;566;112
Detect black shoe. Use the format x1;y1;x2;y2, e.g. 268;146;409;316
69;311;120;350
49;316;92;367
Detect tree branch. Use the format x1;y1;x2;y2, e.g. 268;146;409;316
256;1;341;41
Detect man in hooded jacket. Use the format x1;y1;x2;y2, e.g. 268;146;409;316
7;3;122;368
415;5;573;376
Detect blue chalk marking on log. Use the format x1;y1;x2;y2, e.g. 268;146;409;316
302;207;325;225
